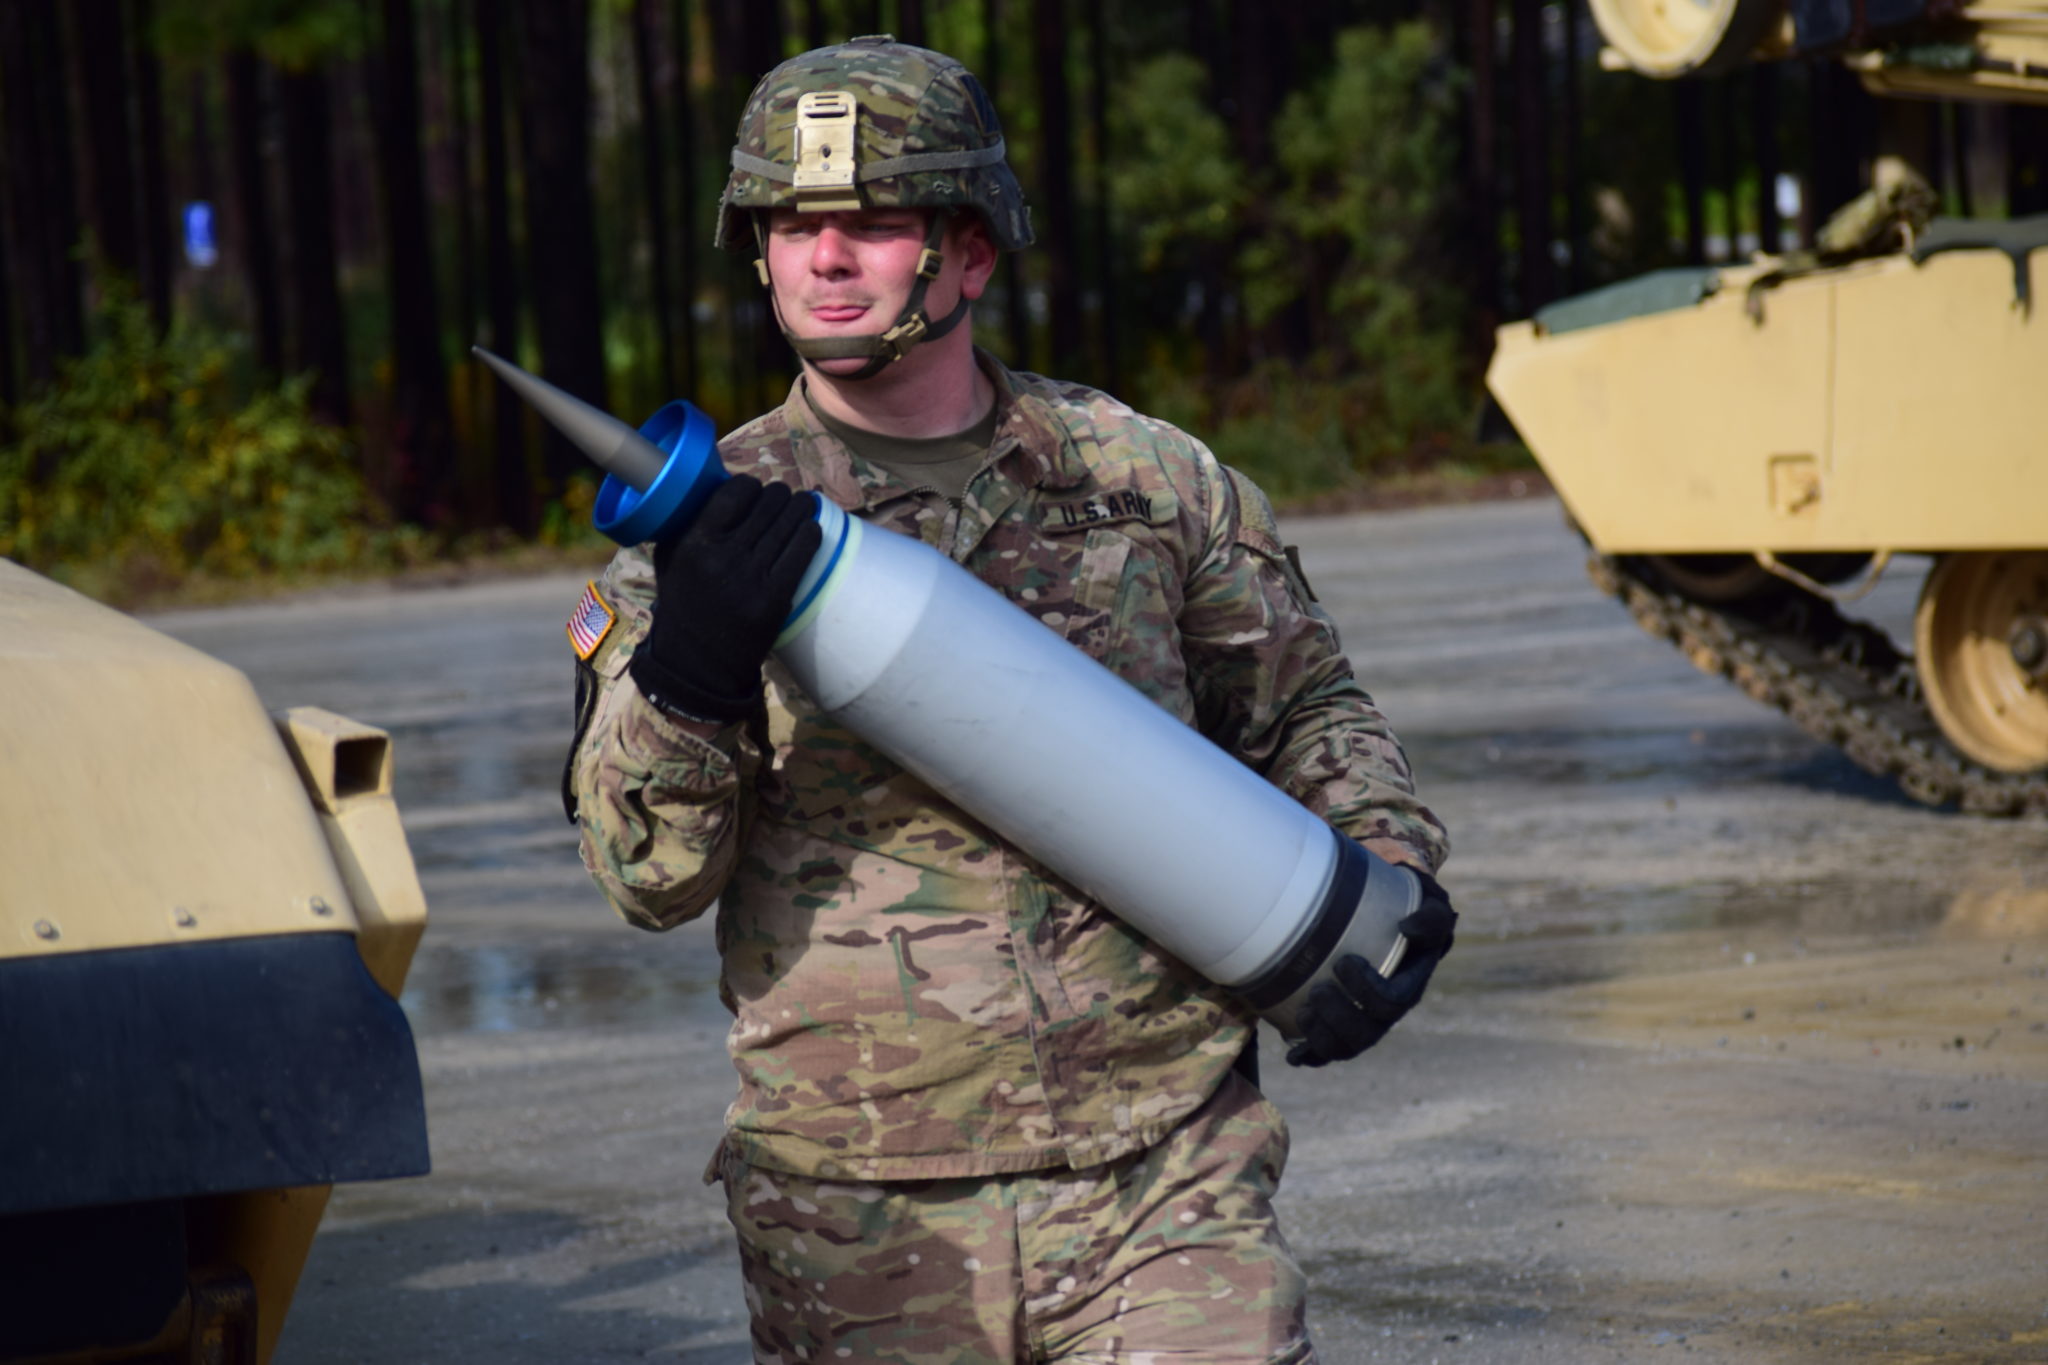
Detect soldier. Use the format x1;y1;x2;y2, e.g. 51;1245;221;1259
566;36;1455;1364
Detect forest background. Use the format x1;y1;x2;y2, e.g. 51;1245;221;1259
2;0;2044;603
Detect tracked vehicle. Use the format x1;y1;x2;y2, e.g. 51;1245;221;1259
0;562;430;1363
1486;0;2048;814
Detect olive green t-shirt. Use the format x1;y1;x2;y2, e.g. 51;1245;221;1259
812;397;999;503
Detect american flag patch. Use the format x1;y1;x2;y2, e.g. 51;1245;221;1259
566;581;617;660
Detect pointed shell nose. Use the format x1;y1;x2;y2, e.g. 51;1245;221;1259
470;347;670;491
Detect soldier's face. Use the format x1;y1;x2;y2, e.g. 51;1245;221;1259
764;209;995;376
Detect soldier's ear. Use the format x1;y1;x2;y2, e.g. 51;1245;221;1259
953;216;999;300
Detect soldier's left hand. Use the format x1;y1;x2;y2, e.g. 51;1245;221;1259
1285;869;1457;1068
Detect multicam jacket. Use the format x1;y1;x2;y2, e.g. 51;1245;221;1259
569;351;1448;1181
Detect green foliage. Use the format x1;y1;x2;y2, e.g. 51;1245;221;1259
151;0;365;67
1107;54;1246;271
1140;369;1360;506
1245;22;1467;459
0;294;407;602
1116;22;1476;496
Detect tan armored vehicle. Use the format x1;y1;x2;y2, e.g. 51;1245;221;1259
1487;0;2048;814
0;562;429;1362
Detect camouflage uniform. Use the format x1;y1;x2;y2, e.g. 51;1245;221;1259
570;352;1447;1184
582;30;1449;1330
721;1071;1312;1364
570;351;1445;1358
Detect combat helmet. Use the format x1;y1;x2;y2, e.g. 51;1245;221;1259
716;35;1033;378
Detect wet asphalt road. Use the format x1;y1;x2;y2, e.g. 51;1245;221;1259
153;494;2048;1364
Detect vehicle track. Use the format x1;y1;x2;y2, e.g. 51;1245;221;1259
1591;554;2048;816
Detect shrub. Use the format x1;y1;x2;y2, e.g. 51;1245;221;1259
0;294;403;601
1112;23;1478;501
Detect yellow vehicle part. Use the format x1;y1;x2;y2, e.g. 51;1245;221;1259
3;565;354;959
1593;0;2048;103
0;561;429;1364
1487;244;2048;558
1590;0;1780;76
274;706;429;999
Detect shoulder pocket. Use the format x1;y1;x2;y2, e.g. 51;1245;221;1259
1224;466;1329;627
560;593;641;823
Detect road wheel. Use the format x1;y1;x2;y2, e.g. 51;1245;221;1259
1591;0;1780;75
1914;551;2048;774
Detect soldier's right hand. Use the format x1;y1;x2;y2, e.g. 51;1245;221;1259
629;475;823;723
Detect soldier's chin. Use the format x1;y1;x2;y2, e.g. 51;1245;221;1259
807;353;883;379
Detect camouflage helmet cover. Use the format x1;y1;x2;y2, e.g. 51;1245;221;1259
714;36;1034;252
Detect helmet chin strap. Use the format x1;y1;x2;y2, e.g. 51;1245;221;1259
753;210;971;382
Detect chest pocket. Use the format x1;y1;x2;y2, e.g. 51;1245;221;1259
1027;492;1188;710
1060;529;1132;659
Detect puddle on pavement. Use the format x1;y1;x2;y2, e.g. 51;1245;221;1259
391;868;2048;1035
399;939;724;1037
1443;880;1957;995
393;878;2031;1038
384;717;569;811
1408;724;1944;809
1409;725;1825;789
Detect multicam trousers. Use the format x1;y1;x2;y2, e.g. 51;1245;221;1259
716;1073;1317;1364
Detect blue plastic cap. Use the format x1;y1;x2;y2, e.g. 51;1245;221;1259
592;401;727;546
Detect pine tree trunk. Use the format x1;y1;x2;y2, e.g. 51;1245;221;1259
375;0;455;523
706;0;756;411
669;0;699;397
742;0;787;412
982;0;1030;367
1188;0;1229;377
1227;0;1277;167
67;0;143;285
0;0;86;384
1561;0;1585;293
1031;0;1081;375
1464;0;1500;337
632;0;677;391
444;0;478;359
131;0;173;330
0;170;16;413
276;64;353;427
1676;81;1707;264
512;0;606;487
1714;75;1739;259
1754;65;1781;252
1085;0;1116;392
1807;63;1872;227
2007;107;2048;215
225;51;285;375
1510;0;1553;310
1947;102;1973;218
477;0;532;532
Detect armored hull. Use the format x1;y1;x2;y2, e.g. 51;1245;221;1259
0;561;430;1362
1485;0;2048;811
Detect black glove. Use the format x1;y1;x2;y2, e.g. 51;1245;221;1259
1285;867;1457;1068
629;475;822;723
